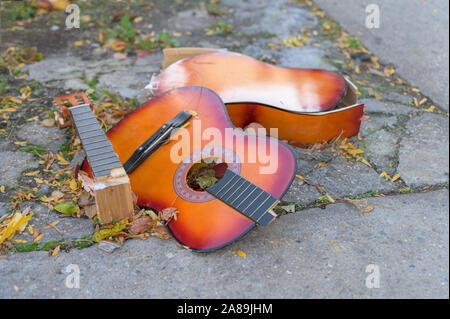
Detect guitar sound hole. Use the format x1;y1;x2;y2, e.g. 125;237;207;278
186;157;228;192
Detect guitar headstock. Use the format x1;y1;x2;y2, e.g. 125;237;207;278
53;92;92;128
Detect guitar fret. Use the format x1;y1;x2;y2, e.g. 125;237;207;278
73;114;95;121
230;182;251;205
215;174;237;196
225;179;248;202
242;190;265;214
91;158;121;169
78;127;99;135
84;139;108;147
83;133;105;140
89;150;114;158
248;193;272;218
71;110;92;117
236;186;258;209
89;155;117;163
219;175;242;200
76;121;98;128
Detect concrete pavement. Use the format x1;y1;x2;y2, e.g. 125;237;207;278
314;0;450;111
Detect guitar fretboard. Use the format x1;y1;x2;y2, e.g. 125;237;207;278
69;104;122;178
206;169;278;226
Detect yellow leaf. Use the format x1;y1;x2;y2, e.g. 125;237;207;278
34;177;44;184
295;174;304;180
384;67;395;77
69;179;78;191
361;159;372;168
9;97;22;104
33;233;45;243
0;185;5;193
411;88;420;92
419;98;427;105
133;16;143;23
20;86;32;99
348;149;365;156
317;162;327;167
373;91;382;100
43;220;60;229
51;0;71;10
14;239;27;244
26;116;39;122
14;141;27;145
74;40;84;47
0;107;17;113
424;105;435;112
52;245;61;257
413;97;419;106
391;173;401;182
326;194;335;203
98;32;104;44
379;171;391;180
28;225;34;235
236;249;247;258
24;170;40;176
0;212;34;244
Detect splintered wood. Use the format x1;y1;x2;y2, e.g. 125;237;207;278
93;167;134;224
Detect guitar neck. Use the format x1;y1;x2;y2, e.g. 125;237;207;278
69;104;122;178
206;169;279;227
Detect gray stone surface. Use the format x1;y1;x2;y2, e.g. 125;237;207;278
16;122;67;154
381;92;413;104
359;115;397;138
13;202;95;243
24;53;162;98
0;202;10;218
398;113;449;187
1;190;447;298
314;0;449;111
0;151;39;187
307;156;396;198
361;98;414;115
168;9;215;31
282;181;321;204
361;129;400;175
277;46;338;71
225;0;317;37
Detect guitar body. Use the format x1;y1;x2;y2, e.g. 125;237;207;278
82;86;296;251
155;51;364;146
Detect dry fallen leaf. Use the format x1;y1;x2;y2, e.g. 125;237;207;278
40;118;55;127
129;216;156;234
341;198;374;214
51;245;61;257
152;225;172;240
159;207;179;222
236;249;247;258
24;170;40;177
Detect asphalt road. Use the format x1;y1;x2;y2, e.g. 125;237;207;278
314;0;449;111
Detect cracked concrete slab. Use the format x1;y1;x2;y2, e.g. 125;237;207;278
306;156;396;198
0;151;39;187
398;113;449;187
13;202;95;243
1;190;447;298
